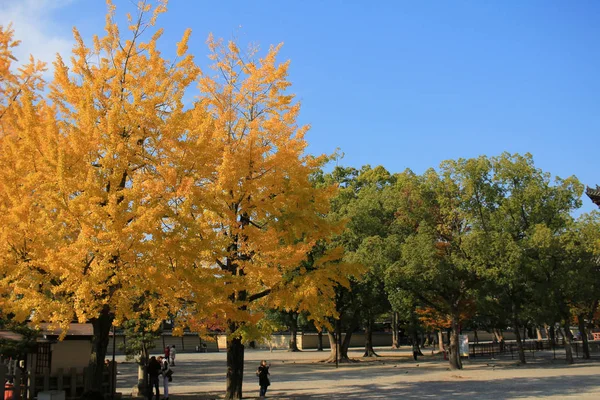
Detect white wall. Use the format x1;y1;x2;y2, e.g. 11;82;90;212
51;341;92;374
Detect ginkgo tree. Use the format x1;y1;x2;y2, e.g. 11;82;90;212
183;36;355;400
0;1;353;399
0;0;210;392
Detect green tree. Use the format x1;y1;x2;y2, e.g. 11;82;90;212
319;165;395;361
565;212;600;359
386;168;478;370
465;153;582;364
119;315;161;396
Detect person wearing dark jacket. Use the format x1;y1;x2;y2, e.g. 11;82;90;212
256;360;271;398
147;356;161;400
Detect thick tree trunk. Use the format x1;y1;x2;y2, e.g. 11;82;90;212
513;319;527;364
288;313;300;352
363;318;378;357
448;317;462;370
563;322;574;365
341;321;357;357
89;306;114;394
578;314;590;359
326;331;340;362
324;320;355;363
437;330;445;352
391;312;399;349
225;337;245;400
317;331;324;351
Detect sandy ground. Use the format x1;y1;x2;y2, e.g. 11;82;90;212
114;347;600;399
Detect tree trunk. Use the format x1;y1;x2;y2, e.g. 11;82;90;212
412;331;423;356
473;330;479;344
437;330;445;352
536;326;544;350
578;314;590;359
326;331;340;362
448;317;462;370
556;325;564;343
391;312;399;349
317;331;324;352
513;319;527;364
493;328;505;352
536;326;543;341
563;322;574;365
542;324;549;341
341;320;358;358
288;313;300;352
137;345;149;397
225;337;245;400
548;325;555;346
89;305;114;393
409;309;423;355
363;318;377;357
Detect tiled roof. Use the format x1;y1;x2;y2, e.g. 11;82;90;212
586;186;600;206
31;323;93;337
0;330;25;341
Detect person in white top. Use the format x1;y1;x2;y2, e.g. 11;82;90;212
170;345;176;366
158;356;171;400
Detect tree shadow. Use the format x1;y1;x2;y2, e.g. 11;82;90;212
116;354;600;399
272;373;600;399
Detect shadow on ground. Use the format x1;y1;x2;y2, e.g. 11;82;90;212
116;350;600;399
152;372;600;399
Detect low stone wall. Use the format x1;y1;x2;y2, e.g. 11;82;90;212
300;332;393;349
108;333;220;355
216;332;393;350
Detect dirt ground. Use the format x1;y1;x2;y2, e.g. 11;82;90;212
114;346;600;399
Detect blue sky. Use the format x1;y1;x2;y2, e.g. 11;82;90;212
2;0;598;214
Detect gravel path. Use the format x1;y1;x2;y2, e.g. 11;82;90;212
114;347;600;399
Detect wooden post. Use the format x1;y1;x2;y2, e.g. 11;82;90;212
43;371;50;391
13;368;21;400
28;355;37;400
57;368;64;391
83;366;91;392
69;368;77;399
107;361;116;398
0;362;7;400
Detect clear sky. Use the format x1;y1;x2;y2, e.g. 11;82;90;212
2;0;599;214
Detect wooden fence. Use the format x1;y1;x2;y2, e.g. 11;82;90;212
1;358;116;400
469;339;600;360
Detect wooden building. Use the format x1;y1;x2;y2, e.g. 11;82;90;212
586;186;600;207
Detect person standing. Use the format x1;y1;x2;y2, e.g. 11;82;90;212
147;356;161;400
170;345;177;366
256;360;270;398
158;356;171;400
164;345;170;361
